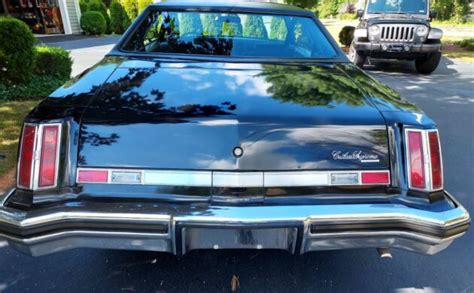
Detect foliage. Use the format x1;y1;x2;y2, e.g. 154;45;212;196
319;0;342;18
431;0;470;22
458;38;474;51
79;0;89;13
123;0;139;22
340;2;356;14
243;15;268;39
340;13;357;20
285;0;319;10
269;17;287;40
81;11;107;35
0;17;37;84
137;0;152;14
201;14;220;36
87;0;110;32
35;46;72;80
0;75;67;101
179;13;203;35
110;0;130;34
338;26;354;46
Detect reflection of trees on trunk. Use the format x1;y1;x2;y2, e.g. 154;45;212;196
78;126;120;165
338;64;420;112
260;65;366;107
86;67;237;124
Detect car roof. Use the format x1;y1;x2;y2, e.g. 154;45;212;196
151;1;315;17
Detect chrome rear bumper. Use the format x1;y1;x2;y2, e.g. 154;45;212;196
0;189;470;256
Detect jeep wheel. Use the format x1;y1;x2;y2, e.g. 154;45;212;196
349;45;366;68
415;52;442;75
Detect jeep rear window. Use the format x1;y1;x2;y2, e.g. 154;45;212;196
122;10;337;59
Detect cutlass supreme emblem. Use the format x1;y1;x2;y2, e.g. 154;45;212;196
332;151;380;163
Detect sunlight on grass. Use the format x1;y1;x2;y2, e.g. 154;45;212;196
0;100;40;176
443;51;474;63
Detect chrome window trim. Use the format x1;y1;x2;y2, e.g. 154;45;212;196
33;123;62;190
76;168;391;187
16;123;38;190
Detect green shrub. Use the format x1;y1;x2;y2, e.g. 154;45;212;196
458;38;474;51
81;11;107;35
87;0;110;32
79;0;89;13
243;15;268;39
339;26;355;47
0;75;67;101
123;0;138;21
431;0;470;22
35;46;72;79
137;0;152;14
340;13;357;20
0;17;36;84
110;0;130;34
319;0;341;18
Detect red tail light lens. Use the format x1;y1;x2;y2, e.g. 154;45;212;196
428;131;443;190
38;125;60;188
361;171;390;185
77;170;109;183
18;125;37;189
407;130;426;189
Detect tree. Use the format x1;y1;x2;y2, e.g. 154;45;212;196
87;0;110;32
243;15;268;38
137;0;152;14
123;0;138;21
285;0;319;10
110;0;130;34
269;17;287;40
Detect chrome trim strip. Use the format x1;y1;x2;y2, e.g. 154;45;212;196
264;171;328;187
213;172;263;188
144;170;212;187
76;168;391;187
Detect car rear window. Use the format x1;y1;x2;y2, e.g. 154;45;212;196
122;10;338;59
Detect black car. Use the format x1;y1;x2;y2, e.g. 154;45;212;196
0;2;469;257
349;0;443;74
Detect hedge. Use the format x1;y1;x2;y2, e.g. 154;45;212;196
35;46;72;80
0;17;37;84
0;74;67;101
81;11;107;35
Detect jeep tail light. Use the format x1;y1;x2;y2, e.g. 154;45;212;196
405;129;443;192
17;123;61;190
18;125;37;189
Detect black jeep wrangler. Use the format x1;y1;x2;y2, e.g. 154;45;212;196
349;0;443;74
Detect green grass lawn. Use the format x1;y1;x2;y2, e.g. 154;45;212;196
0;100;40;177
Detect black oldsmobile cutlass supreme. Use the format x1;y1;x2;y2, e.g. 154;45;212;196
0;2;470;257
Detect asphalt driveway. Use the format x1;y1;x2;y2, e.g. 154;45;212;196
0;36;473;293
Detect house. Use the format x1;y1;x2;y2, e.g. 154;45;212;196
0;0;81;34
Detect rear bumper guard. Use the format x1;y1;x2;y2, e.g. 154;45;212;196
0;189;470;256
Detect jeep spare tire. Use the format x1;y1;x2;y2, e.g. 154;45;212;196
415;52;442;74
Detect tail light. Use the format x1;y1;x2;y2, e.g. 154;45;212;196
405;129;443;192
17;123;61;190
